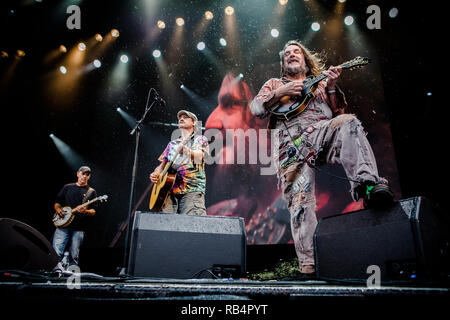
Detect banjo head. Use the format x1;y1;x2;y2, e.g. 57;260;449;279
53;207;73;227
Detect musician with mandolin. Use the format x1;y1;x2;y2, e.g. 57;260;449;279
52;166;104;271
149;110;209;215
250;40;394;276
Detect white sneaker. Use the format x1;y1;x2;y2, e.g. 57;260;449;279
53;262;65;272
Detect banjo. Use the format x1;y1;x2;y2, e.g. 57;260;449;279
52;195;108;227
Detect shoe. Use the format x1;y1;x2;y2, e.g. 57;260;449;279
53;262;65;273
363;183;394;209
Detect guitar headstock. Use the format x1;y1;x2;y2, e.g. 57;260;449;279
341;56;370;70
98;195;108;202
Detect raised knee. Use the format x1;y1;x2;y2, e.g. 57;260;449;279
330;114;361;131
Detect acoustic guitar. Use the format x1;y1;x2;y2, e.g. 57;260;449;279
149;133;194;211
52;195;108;227
269;56;370;120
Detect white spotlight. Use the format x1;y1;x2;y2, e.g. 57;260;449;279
270;28;279;38
93;59;101;68
197;41;205;51
344;16;354;26
59;66;67;74
120;54;129;63
219;38;227;46
311;22;320;32
152;49;161;58
389;8;399;18
78;42;86;51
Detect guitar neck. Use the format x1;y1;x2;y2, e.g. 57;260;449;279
306;62;349;87
74;198;97;211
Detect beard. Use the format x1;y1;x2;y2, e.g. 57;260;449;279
284;63;308;77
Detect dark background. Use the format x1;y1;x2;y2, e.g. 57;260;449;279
1;0;446;274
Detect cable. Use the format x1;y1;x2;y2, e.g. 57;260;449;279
281;120;361;184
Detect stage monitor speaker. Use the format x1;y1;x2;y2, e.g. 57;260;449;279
127;212;246;279
0;218;58;271
314;196;449;282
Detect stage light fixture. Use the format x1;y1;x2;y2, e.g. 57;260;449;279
219;38;227;46
205;11;213;20
225;6;234;16
197;42;206;51
111;29;120;37
176;18;185;26
180;84;185;89
311;22;320;32
152;49;161;58
78;42;86;51
389;8;399;18
279;0;288;5
338;0;346;3
120;54;129;63
1;51;8;58
15;50;25;58
59;66;67;74
157;20;166;29
95;33;103;42
93;59;101;68
344;16;354;26
271;28;279;38
59;45;67;53
16;49;25;57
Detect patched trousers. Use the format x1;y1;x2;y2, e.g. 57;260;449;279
274;114;387;272
162;191;207;216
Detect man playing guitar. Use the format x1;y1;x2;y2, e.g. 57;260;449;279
149;110;209;215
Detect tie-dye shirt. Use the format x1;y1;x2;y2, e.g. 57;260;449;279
158;135;209;195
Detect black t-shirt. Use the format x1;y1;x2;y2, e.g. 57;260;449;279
55;183;97;231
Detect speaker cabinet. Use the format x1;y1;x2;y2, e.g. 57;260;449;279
0;218;58;271
127;212;246;279
314;197;449;281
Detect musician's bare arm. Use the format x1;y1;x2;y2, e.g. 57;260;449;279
54;203;64;217
77;207;96;216
150;162;165;183
323;65;342;111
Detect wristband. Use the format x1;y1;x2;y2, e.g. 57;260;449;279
327;89;336;95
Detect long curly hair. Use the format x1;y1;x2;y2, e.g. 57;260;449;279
279;40;325;78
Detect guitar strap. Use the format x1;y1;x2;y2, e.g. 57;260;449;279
82;187;95;204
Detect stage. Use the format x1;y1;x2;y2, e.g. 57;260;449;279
1;271;448;315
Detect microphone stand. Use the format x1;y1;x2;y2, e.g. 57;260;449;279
119;88;159;277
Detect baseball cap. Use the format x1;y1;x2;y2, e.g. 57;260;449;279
78;166;92;174
177;110;198;123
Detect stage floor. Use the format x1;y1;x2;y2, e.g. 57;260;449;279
1;272;448;306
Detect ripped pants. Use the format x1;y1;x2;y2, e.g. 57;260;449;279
276;114;388;272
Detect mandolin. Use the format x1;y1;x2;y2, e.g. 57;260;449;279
269;56;370;120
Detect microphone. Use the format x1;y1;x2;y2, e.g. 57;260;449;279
155;95;166;106
152;89;166;106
